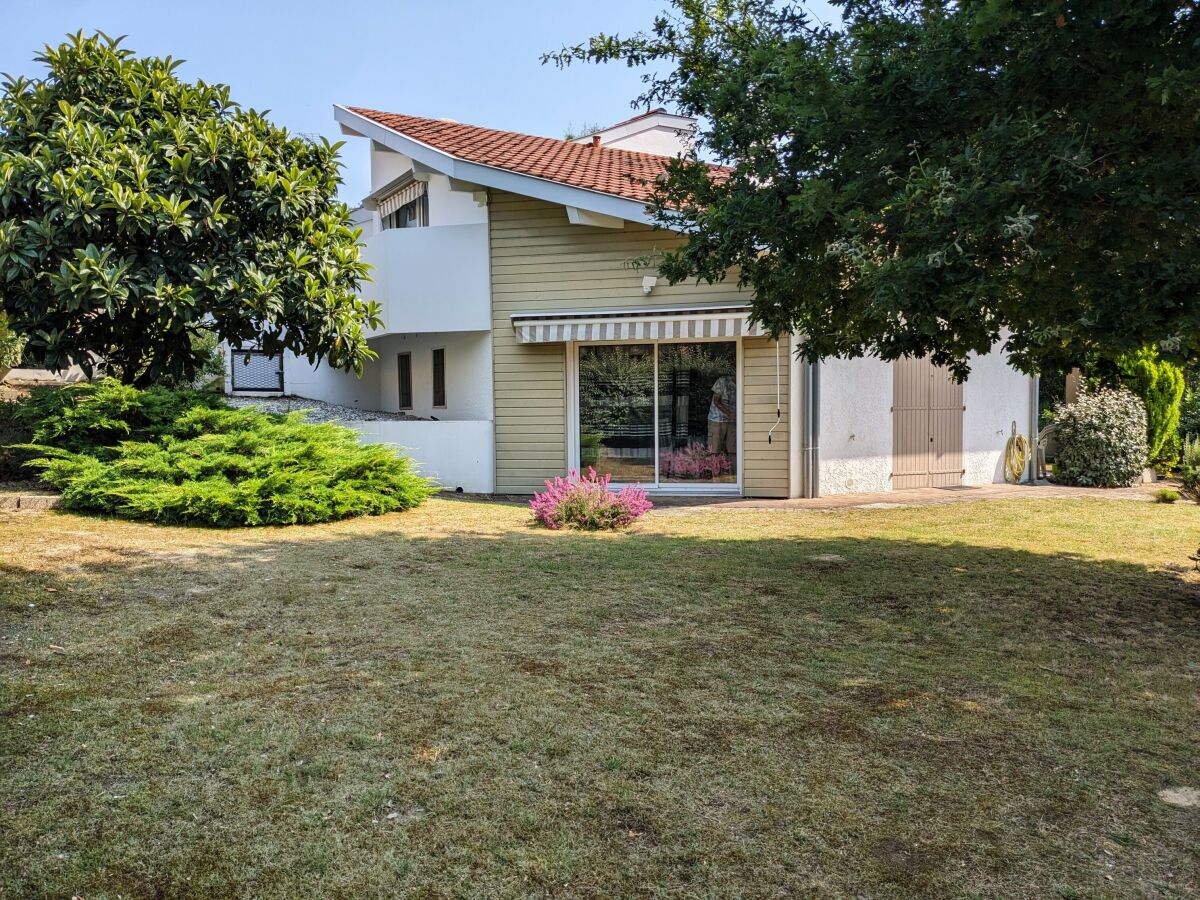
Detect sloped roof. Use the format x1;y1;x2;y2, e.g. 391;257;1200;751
346;107;681;204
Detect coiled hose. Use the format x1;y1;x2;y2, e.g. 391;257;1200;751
1004;421;1031;483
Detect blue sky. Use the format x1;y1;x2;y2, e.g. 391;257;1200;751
2;1;839;202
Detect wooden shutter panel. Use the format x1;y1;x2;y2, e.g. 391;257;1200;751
892;356;963;488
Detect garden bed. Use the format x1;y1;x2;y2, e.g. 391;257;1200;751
225;395;429;423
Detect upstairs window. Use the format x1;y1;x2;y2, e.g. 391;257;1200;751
379;180;428;230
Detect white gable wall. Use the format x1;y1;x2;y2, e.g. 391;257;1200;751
368;145;488;227
572;111;697;157
598;124;694;156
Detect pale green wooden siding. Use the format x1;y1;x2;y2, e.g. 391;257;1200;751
489;190;788;494
742;337;790;498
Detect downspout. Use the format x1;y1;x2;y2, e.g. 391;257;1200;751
788;333;803;498
805;360;821;498
1028;374;1040;483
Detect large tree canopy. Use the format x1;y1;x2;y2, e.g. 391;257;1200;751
548;0;1200;378
0;32;379;386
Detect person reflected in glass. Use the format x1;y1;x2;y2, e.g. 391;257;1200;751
708;372;736;456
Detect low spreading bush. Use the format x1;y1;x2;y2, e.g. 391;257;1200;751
16;378;225;454
1052;388;1148;487
659;443;732;480
24;406;437;526
1154;489;1180;504
530;467;652;530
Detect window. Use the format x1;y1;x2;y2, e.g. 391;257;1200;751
432;348;446;408
577;342;737;487
382;194;428;230
397;353;412;409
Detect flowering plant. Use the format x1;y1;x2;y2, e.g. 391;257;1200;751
530;467;653;530
659;443;731;480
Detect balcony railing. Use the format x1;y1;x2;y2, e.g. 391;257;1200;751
359;223;491;335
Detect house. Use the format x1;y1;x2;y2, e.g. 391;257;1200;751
228;106;1037;497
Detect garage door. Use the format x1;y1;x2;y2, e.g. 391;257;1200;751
893;356;964;489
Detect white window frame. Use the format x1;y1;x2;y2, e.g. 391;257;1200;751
566;336;743;495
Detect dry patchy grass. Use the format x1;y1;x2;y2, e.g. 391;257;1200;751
1;497;1198;897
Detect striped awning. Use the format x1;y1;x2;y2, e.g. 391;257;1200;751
512;306;767;344
378;180;426;219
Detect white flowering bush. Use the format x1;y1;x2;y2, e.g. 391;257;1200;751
1053;388;1148;487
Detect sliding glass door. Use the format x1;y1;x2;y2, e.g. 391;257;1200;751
657;342;738;485
577;345;655;482
576;341;738;491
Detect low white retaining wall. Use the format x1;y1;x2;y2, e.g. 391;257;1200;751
349;419;494;494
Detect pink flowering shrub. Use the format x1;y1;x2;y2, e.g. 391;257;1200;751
659;443;731;480
530;467;653;530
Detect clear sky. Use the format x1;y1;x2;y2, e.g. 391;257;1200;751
2;0;839;203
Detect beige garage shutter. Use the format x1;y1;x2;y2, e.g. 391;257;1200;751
893;356;964;489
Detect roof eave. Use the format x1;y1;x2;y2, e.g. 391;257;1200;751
333;105;658;226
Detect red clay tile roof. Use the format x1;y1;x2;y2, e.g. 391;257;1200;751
346;107;683;204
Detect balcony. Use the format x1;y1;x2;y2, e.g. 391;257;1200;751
359;223;491;335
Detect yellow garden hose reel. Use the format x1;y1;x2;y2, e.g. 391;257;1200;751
1004;421;1031;483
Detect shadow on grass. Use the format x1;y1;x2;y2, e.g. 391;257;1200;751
1;515;1198;897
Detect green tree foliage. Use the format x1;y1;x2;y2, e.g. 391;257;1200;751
1179;366;1200;439
0;33;380;386
1178;434;1200;501
1117;346;1185;465
547;1;1200;378
0;312;25;372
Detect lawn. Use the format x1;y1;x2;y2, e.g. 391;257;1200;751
1;497;1197;897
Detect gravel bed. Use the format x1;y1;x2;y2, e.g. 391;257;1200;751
225;395;428;423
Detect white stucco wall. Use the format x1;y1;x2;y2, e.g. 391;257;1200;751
600;125;693;156
359;224;491;334
352;419;495;493
963;347;1034;485
280;354;379;409
575;112;697;157
819;356;894;495
817;349;1034;494
368;146;487;227
370;144;412;192
372;330;493;421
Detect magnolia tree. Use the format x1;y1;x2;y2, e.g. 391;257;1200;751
547;0;1200;379
0;33;379;386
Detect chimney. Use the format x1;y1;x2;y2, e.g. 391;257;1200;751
591;134;601;149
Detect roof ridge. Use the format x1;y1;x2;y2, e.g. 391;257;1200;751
345;106;684;164
590;107;693;134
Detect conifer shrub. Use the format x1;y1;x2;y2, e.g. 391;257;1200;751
24;405;436;526
17;378;225;454
1117;347;1185;468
